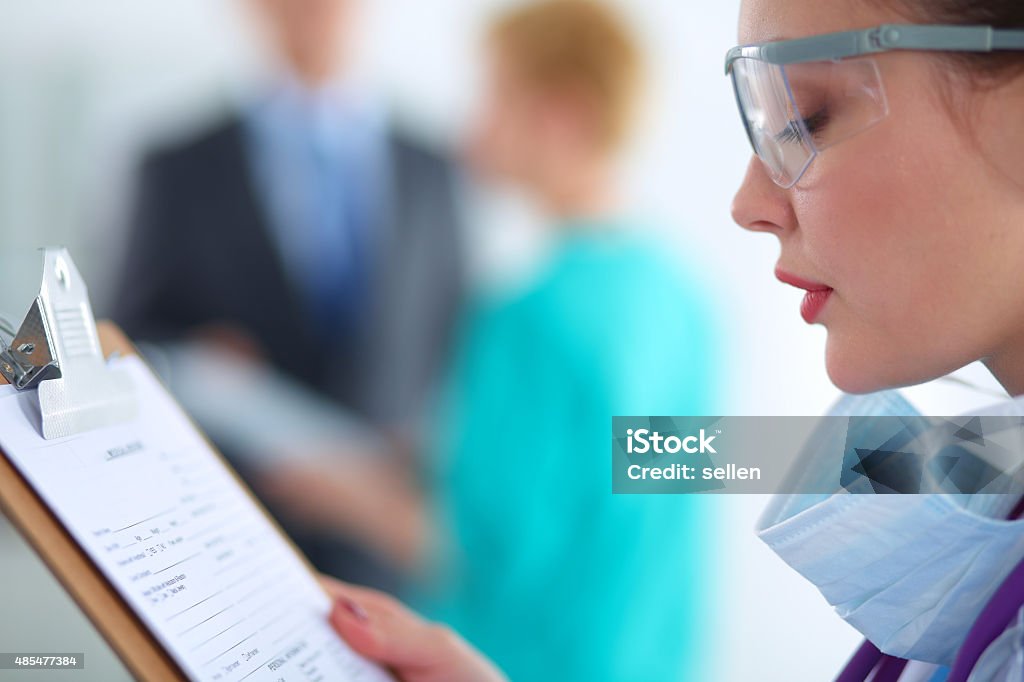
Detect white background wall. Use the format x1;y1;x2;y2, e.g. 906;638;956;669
0;1;896;679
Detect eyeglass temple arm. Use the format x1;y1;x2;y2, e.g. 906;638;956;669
879;25;1024;52
726;24;1024;74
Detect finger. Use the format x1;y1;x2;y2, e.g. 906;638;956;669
320;575;371;602
327;586;449;669
320;575;346;599
324;579;507;682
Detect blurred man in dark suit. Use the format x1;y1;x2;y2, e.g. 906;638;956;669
114;0;465;589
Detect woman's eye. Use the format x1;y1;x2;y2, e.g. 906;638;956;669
774;107;830;145
801;108;831;136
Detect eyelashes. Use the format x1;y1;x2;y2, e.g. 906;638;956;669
802;108;832;137
775;107;831;145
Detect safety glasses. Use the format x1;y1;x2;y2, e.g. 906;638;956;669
725;25;1024;188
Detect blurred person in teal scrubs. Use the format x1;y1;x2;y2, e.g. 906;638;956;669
263;2;721;680
426;4;719;680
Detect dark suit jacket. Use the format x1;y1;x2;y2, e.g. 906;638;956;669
114;113;465;432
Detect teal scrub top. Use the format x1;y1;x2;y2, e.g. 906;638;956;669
421;221;720;682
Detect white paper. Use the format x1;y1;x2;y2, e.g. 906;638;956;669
0;355;391;682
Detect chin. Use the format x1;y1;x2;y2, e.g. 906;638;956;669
823;335;905;395
824;333;958;396
825;359;887;395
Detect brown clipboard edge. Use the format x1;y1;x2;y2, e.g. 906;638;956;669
0;322;346;682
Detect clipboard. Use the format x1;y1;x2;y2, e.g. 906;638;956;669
0;321;187;680
0;249;385;682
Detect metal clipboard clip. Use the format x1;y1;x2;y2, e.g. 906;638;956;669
0;247;137;439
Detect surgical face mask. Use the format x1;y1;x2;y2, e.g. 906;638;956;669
757;389;1024;664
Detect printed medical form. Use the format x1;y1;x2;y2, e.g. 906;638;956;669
0;354;390;682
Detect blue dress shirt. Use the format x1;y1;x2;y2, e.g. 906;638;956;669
243;78;388;339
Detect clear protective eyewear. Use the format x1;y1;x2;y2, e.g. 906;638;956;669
725;25;1024;188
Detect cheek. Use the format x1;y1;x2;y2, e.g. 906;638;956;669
796;134;947;316
790;103;1008;390
470;103;532;179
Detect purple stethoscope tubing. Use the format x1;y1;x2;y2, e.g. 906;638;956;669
836;539;1024;681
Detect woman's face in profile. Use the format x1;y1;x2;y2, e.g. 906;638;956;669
731;0;1024;394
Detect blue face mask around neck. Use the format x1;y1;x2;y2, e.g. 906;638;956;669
757;389;1024;665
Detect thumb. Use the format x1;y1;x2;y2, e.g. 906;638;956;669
324;581;506;682
328;587;451;669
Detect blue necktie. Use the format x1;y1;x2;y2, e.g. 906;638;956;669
304;130;368;341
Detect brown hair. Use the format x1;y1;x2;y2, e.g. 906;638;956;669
489;0;643;151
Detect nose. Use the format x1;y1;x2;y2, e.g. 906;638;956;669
731;156;796;236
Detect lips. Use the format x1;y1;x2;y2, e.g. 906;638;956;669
774;267;834;324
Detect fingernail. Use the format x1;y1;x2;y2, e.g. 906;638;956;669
337;597;370;623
